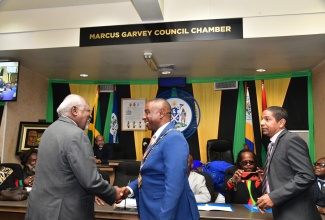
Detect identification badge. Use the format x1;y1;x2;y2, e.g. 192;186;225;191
138;174;142;188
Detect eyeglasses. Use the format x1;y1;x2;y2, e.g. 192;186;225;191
241;160;255;166
314;162;325;167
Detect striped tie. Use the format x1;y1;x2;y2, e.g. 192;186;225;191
143;135;156;158
262;142;274;194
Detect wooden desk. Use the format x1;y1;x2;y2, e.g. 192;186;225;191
97;165;115;184
2;199;325;220
0;200;276;220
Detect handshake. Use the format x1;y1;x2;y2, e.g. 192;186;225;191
94;186;131;206
114;186;131;203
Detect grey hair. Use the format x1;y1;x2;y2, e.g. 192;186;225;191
57;94;86;116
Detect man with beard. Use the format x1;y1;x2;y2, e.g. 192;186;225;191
19;147;38;186
25;94;124;220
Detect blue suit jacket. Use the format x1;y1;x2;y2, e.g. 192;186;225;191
129;122;199;220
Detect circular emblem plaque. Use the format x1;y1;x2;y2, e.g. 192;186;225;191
157;89;200;138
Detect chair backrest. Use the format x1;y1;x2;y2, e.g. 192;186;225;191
195;170;216;203
113;160;141;187
109;143;124;160
207;139;234;164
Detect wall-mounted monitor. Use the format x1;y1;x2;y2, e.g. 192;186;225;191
158;77;186;87
0;61;19;102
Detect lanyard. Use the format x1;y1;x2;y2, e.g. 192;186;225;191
247;180;256;205
140;128;173;170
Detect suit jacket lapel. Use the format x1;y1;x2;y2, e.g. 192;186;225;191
270;129;287;161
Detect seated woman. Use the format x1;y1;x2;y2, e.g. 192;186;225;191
222;148;263;204
0;164;24;191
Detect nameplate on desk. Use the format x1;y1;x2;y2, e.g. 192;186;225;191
197;204;233;212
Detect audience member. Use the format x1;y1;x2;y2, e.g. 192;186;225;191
93;135;114;164
312;157;325;215
0;84;14;100
123;98;199;219
256;106;321;220
19;148;38;187
222;149;262;204
25;94;124;220
188;154;211;203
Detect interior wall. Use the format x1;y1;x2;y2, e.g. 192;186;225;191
312;60;325;160
0;65;48;163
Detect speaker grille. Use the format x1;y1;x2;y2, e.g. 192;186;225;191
99;84;115;93
214;81;238;90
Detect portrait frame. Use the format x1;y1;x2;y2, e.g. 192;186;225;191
16;121;51;155
121;98;146;131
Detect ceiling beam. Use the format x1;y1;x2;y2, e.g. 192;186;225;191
131;0;164;21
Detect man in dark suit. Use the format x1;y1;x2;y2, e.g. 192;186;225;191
93;135;114;164
25;94;124;220
256;106;321;220
123;98;199;219
312;157;325;215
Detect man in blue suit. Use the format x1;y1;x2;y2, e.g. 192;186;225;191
124;98;199;220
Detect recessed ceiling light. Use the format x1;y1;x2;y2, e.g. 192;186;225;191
80;74;88;77
161;71;171;75
256;69;266;72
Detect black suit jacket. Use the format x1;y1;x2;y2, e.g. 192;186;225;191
312;179;325;207
93;144;114;164
268;130;321;220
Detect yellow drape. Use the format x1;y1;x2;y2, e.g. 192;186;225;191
130;84;158;161
255;78;291;120
69;84;98;135
192;83;221;162
69;84;98;110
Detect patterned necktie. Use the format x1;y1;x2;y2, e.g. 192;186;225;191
143;135;156;158
262;142;274;194
319;180;325;194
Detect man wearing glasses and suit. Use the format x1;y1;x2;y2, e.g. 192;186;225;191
312;157;325;215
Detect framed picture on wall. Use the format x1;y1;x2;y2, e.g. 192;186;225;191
121;98;146;131
16;121;52;155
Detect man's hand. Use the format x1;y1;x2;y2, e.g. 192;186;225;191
256;194;275;214
256;167;264;182
94;156;101;164
114;186;126;204
232;169;243;183
94;196;105;206
24;175;35;186
122;187;131;199
317;206;325;215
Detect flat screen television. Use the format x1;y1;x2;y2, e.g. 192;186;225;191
158;77;186;87
0;61;19;102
